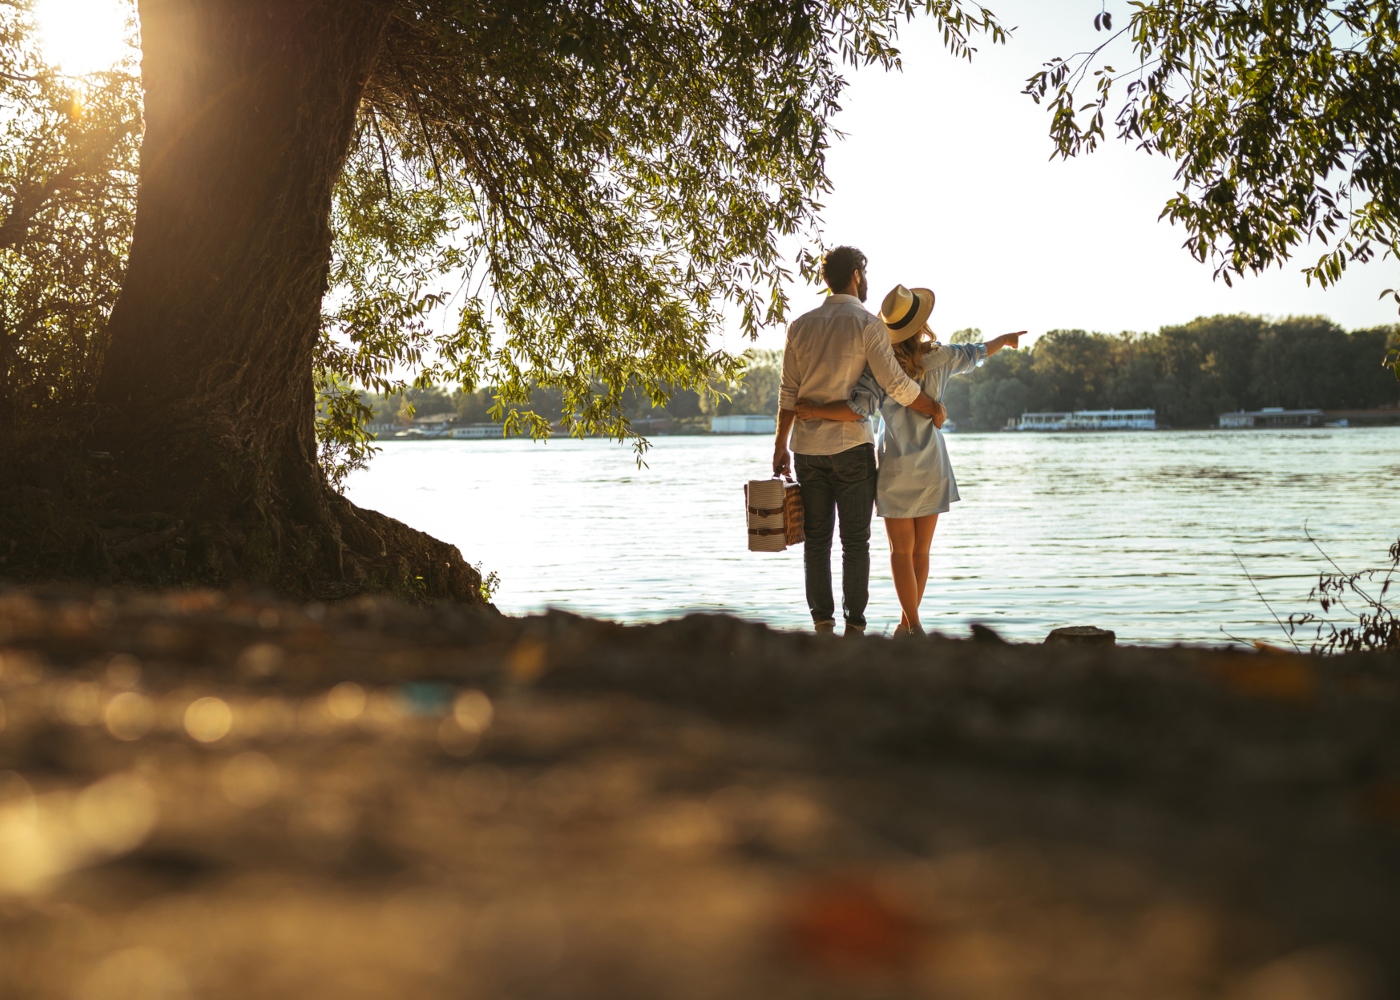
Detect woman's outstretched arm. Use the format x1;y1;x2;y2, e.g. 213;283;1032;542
985;331;1026;357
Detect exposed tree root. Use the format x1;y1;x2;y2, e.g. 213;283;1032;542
0;447;486;605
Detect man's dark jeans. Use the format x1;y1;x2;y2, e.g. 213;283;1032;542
795;444;877;627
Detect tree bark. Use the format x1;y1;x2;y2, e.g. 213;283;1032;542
0;316;13;458
90;0;483;602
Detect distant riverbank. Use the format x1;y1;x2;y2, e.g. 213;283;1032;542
372;406;1399;440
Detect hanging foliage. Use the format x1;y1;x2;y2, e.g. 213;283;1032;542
1026;1;1400;382
0;0;141;448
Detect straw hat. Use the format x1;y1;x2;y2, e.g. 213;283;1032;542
878;284;935;343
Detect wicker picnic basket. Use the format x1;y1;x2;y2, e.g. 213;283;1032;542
745;477;805;552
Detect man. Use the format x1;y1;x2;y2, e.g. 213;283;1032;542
774;246;946;637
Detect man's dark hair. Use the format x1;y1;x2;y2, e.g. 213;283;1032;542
822;246;867;292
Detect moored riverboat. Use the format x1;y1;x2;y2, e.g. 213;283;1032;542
1218;408;1324;429
1009;409;1157;431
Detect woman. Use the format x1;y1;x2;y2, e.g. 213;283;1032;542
795;284;1023;636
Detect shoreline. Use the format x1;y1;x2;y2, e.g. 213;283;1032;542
371;422;1400;441
344;431;1398;647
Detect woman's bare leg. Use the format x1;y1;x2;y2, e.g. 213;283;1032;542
884;517;923;634
913;514;939;610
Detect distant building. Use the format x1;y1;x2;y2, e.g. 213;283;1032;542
1012;409;1156;431
1218;407;1324;429
394;414;455;438
711;414;777;434
1069;409;1157;430
1013;412;1072;431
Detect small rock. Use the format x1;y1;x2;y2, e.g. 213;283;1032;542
970;624;1007;644
1045;626;1116;645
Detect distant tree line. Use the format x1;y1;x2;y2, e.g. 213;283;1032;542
942;315;1399;430
366;350;784;433
364;316;1398;435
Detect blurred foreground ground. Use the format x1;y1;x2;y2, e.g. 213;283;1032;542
0;588;1398;999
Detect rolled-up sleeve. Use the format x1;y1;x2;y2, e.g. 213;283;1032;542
948;342;988;377
778;330;800;411
847;369;882;418
862;321;922;406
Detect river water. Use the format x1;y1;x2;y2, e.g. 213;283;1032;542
344;428;1400;646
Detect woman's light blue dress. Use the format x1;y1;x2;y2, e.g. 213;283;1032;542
850;342;986;518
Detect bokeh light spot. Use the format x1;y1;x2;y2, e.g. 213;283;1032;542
236;642;284;679
183;697;232;743
453;689;493;730
326;682;366;721
106;653;141;688
103;691;154;741
506;638;548;682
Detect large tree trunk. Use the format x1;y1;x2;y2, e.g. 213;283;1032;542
86;0;483;602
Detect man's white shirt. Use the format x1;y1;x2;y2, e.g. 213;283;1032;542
778;294;923;456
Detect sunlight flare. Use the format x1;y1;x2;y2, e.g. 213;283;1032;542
33;0;132;76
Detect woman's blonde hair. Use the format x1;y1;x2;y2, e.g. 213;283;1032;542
892;328;935;377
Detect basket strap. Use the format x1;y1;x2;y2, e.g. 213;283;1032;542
747;527;786;537
747;505;784;517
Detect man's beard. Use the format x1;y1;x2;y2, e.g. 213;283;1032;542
857;274;868;302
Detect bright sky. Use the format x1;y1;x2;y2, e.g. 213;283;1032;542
728;0;1400;352
32;0;131;76
32;0;1398;354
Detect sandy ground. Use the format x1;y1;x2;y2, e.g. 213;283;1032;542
0;587;1397;999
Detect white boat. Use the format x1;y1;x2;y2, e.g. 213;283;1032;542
1013;409;1156;431
1219;408;1325;429
449;424;504;439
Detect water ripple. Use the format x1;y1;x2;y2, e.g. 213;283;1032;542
345;428;1400;647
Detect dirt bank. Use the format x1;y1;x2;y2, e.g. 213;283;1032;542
1;587;1397;998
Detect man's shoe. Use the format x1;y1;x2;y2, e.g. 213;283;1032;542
844;623;866;639
814;620;836;636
